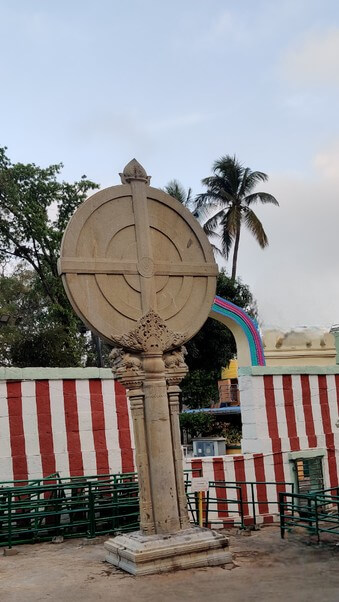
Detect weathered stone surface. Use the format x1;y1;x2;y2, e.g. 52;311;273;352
105;527;230;576
4;548;19;556
58;160;217;350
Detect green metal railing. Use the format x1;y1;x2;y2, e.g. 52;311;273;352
0;473;139;548
279;489;339;542
184;468;203;525
1;471;308;548
0;470;202;548
204;480;294;528
205;482;244;528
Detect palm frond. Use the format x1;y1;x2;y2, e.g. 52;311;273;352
195;191;225;210
198;179;237;209
210;243;223;258
244;192;279;206
186;187;193;206
221;223;234;259
241;171;268;194
243;207;268;248
164;179;190;206
220;205;240;236
218;206;240;258
202;209;225;235
238;167;251;197
212;155;244;197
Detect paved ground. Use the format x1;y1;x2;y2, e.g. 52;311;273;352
1;527;339;602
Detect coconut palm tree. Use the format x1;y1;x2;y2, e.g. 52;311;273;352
164;179;193;207
164;179;201;220
195;155;279;280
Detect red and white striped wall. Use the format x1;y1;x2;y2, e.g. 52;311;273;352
185;454;280;526
185;368;339;526
0;368;135;483
240;370;339;489
1;366;339;528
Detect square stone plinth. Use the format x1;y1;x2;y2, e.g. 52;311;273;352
104;527;231;576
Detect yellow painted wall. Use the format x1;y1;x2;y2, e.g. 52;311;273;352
221;359;238;380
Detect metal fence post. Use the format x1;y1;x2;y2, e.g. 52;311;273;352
279;492;285;539
88;483;95;538
197;491;203;527
204;490;209;528
8;492;12;549
315;496;320;544
307;497;313;532
239;487;244;529
251;483;256;527
112;476;118;532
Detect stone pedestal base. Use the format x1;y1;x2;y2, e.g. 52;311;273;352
104;527;231;576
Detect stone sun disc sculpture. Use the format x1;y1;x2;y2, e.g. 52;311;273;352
58;160;231;575
58;159;217;353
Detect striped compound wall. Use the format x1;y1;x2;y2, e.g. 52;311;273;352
1;366;339;527
186;454;282;527
186;367;339;526
0;368;135;483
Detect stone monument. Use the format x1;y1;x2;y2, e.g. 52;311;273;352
58;159;231;574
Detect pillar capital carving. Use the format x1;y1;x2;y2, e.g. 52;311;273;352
109;347;144;390
114;309;187;353
164;346;189;387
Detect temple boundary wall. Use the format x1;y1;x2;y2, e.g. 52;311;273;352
1;366;339;527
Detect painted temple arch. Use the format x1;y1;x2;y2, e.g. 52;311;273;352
209;295;265;367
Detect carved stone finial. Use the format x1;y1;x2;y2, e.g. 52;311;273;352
120;159;151;184
112;309;187;353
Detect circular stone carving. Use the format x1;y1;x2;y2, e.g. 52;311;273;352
58;160;218;351
137;257;154;278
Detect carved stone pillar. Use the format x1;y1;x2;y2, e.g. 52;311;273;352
164;347;190;529
110;345;183;535
110;348;155;534
142;352;181;534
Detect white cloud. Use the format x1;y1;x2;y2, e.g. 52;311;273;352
282;28;339;86
232;162;339;329
314;141;339;180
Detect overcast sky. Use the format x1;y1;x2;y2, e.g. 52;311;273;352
1;0;339;329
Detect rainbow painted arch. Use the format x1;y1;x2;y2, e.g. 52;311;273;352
211;296;266;367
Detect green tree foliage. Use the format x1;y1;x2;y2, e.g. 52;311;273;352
181;269;257;408
179;412;242;443
0;267;87;366
196;155;279;280
0;147;98;366
179;412;224;439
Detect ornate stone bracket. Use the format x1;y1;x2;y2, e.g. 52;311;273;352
112;309;187;353
110;347;144;388
164;346;188;386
